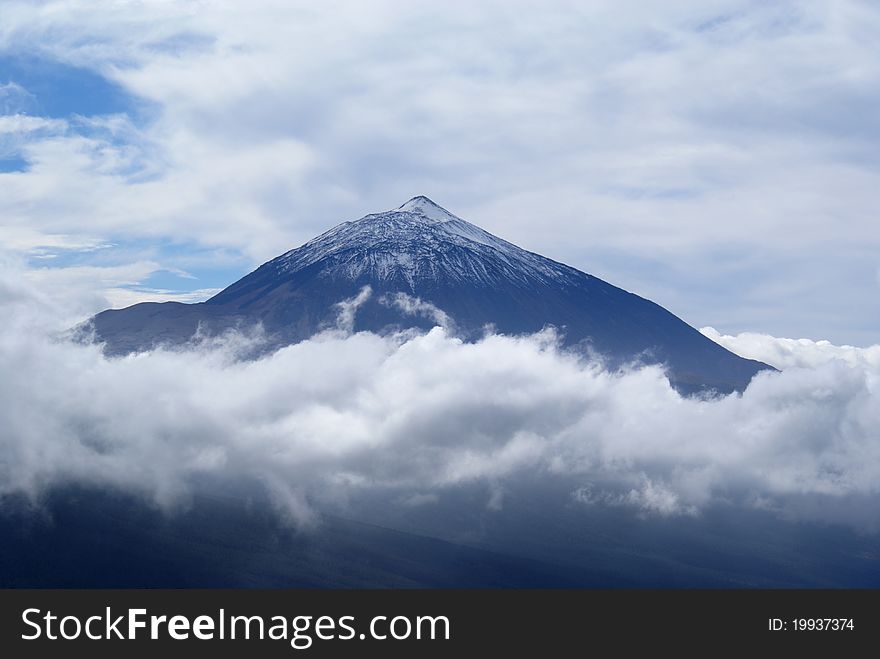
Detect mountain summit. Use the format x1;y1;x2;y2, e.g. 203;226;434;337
91;197;770;392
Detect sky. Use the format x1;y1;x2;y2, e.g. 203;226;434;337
1;1;880;542
0;0;878;344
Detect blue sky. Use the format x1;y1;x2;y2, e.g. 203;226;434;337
1;0;878;344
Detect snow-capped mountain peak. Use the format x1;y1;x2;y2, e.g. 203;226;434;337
269;197;579;289
395;195;461;223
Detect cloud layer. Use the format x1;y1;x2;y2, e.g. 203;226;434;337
3;271;879;531
702;326;880;370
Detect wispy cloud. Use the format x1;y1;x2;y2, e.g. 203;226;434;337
702;326;880;369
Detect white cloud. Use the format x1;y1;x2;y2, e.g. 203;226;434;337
0;227;109;253
701;326;880;369
0;256;219;325
2;269;880;530
20;261;164;323
0;81;37;115
572;477;696;517
334;285;373;333
380;292;454;330
0;114;67;135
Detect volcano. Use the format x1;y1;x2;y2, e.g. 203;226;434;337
91;196;770;392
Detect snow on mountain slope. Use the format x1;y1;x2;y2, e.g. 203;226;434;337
258;196;582;291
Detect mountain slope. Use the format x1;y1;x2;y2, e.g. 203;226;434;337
91;196;771;392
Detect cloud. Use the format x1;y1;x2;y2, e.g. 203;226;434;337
701;326;880;369
572;478;696;517
0;81;37;115
18;260;166;324
0;114;66;135
399;493;440;507
379;292;454;330
2;269;880;531
333;285;373;332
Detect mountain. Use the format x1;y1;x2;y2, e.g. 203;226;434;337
90;196;771;392
9;482;879;587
